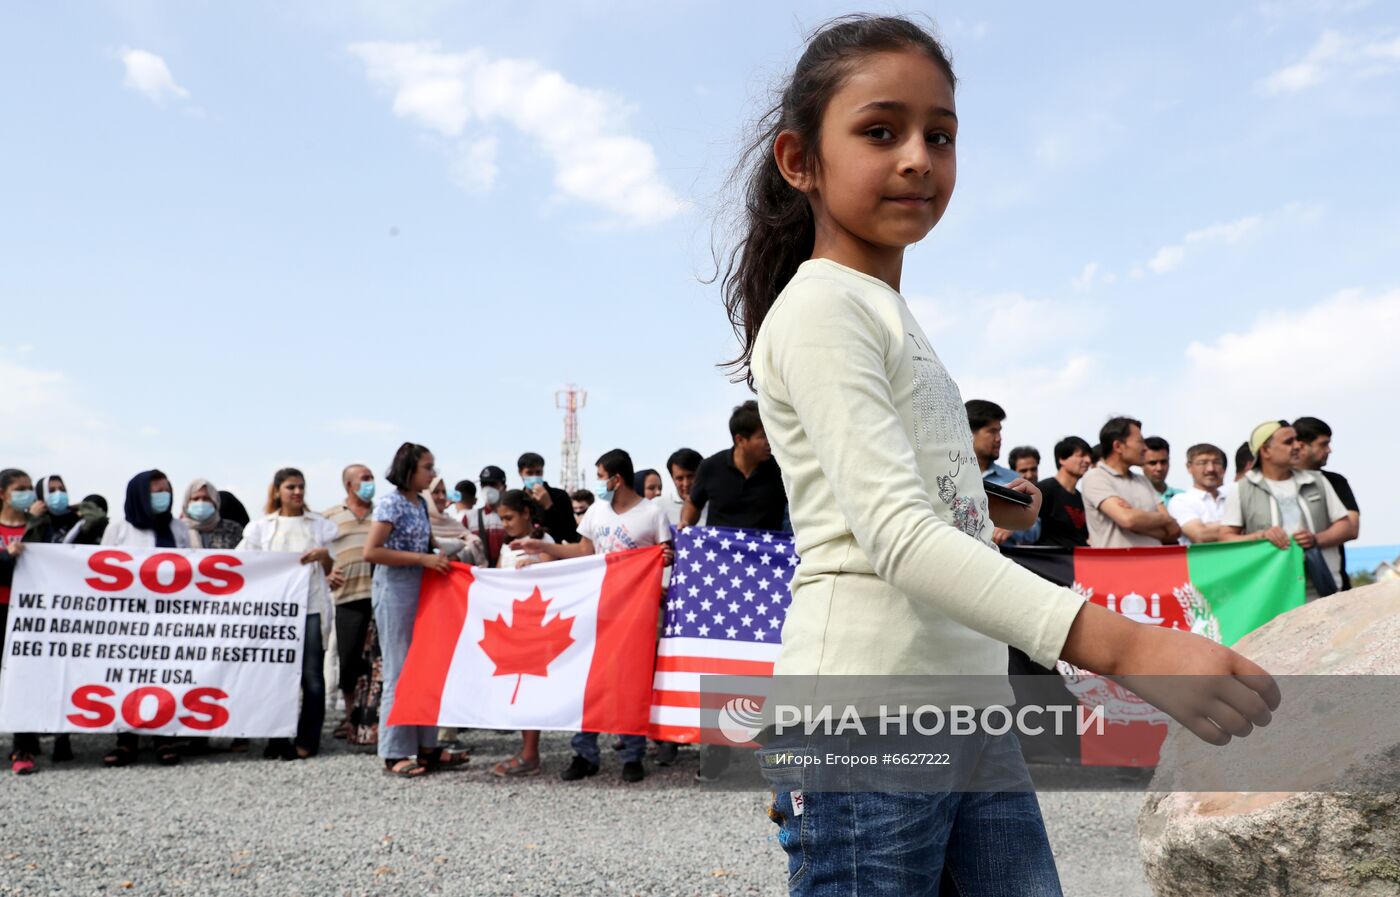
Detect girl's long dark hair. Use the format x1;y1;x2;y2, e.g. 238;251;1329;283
716;15;956;388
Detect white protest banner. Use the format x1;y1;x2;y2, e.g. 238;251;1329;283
0;544;309;737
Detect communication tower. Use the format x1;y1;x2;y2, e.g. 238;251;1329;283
555;385;587;493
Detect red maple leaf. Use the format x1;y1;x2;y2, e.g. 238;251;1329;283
478;587;576;704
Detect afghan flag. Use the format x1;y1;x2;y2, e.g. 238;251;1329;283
1004;541;1305;766
387;546;665;735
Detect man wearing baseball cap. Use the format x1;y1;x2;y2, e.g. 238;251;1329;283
1221;420;1352;599
469;465;509;567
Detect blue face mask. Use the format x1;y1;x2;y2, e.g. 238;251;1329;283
47;491;70;515
9;490;36;513
593;480;615;503
446;489;462;503
150;491;173;514
186;500;216;522
523;476;544;491
356;480;376;502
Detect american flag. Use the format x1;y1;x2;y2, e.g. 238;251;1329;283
648;525;798;743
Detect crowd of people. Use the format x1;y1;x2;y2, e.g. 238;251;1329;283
971;403;1361;598
0;399;1358;778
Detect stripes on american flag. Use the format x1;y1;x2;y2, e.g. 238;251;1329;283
648;525;798;743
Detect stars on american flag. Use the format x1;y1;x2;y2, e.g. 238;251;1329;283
661;526;797;641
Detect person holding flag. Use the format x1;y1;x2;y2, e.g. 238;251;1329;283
510;449;674;783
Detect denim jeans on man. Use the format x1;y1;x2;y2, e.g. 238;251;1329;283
373;567;439;760
757;730;1063;897
572;731;646;765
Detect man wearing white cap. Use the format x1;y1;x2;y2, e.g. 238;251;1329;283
1221;420;1352;599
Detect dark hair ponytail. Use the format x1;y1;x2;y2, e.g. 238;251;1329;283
716;15;956;387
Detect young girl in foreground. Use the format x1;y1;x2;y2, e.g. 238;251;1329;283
726;16;1279;895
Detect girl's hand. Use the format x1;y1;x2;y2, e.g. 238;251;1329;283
1061;602;1280;746
5;541;23;558
420;552;453;574
661;544;675;567
299;548;330;566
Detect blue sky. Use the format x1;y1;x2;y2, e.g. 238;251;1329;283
3;1;1399;547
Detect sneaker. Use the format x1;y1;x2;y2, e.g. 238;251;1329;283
694;751;730;784
621;761;645;783
560;755;599;781
654;742;679;767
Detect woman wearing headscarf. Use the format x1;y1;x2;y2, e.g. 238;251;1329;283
26;474;81;543
181;479;243;549
102;470;194;551
237;467;336;761
633;469;663;500
100;469;194;767
62;495;110;545
218;490;251;530
1;468;47;774
423;477;486;566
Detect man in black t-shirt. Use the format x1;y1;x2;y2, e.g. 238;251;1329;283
1293;417;1360;589
681;401;788;784
681;401;787;531
1035;436;1094;548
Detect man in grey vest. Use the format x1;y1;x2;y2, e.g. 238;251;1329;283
1221;420;1352;599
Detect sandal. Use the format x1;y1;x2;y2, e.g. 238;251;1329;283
228;738;250;753
9;751;37;776
332;718;353;740
384;757;429;778
420;747;471;771
103;746;137;768
491;754;541;778
158;740;188;766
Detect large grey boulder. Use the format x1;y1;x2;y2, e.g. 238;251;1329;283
1138;579;1400;896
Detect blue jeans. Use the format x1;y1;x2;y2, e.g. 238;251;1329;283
373;568;439;760
572;731;646;765
757;733;1063;896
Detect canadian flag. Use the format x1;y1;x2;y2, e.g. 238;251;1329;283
388;546;665;735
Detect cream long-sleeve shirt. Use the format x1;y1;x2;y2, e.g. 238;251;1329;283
752;259;1085;686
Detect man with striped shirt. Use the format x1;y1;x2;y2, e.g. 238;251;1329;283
324;464;377;734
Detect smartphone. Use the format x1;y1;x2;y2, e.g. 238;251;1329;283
983;480;1034;507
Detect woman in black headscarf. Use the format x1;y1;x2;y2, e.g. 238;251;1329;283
26;474;81;543
218;490;251;529
62;495;109;545
102;470;194;551
99;470;194;767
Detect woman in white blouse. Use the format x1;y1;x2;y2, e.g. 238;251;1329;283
238;467;336;761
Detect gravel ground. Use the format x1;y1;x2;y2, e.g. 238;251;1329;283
0;729;1150;896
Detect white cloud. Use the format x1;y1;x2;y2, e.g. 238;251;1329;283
1147;214;1263;275
348;41;686;226
1071;262;1100;290
1259;29;1400;94
1148;245;1187;274
119;48;190;104
940;287;1400;540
